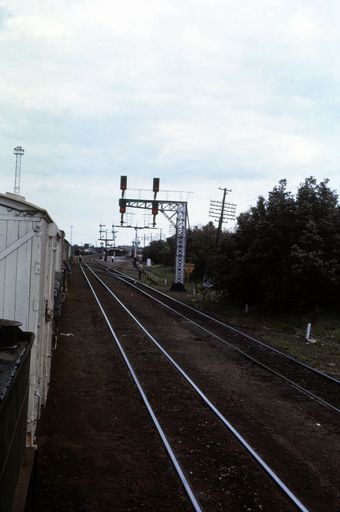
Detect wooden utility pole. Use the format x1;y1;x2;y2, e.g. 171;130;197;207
216;187;228;247
98;224;116;262
209;187;236;248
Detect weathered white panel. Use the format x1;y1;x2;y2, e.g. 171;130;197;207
40;228;51;406
55;232;63;273
15;220;34;330
48;222;58;238
41;233;56;405
0;194;61;445
0;219;7;317
28;224;45;438
3;220;20;320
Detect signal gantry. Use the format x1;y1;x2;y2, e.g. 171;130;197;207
118;176;188;291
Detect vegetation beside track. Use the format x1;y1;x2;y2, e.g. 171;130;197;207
195;298;340;378
144;178;340;310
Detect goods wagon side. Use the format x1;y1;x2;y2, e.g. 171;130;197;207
0;192;68;444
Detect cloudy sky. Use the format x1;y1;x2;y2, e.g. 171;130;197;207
1;0;339;246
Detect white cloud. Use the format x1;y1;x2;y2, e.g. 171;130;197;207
0;0;340;244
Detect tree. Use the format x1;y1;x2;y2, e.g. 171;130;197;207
209;178;340;311
187;222;218;279
142;236;176;266
290;178;340;307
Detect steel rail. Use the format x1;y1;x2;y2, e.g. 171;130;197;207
106;263;340;385
80;265;202;512
85;263;310;512
90;262;340;414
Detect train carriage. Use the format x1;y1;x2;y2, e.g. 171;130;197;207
0;192;70;445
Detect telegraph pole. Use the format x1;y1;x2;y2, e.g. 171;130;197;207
217;187;228;247
209;187;236;248
111;225;117;260
98;224;116;262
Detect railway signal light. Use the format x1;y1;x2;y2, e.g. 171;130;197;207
152;201;158;216
120;175;127;191
119;199;127;214
153;178;160;193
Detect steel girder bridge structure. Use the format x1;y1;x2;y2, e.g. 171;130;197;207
119;177;188;291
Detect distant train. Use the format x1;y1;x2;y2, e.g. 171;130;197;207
0;192;71;510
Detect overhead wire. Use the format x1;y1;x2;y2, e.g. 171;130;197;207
238;152;340;206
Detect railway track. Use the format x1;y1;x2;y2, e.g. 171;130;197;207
81;261;340;511
91;259;340;414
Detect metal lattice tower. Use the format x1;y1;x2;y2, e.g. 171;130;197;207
118;176;189;290
13;146;24;195
119;198;188;290
173;202;187;288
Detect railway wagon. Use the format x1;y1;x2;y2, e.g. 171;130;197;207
0;192;69;446
54;230;71;321
0;321;34;512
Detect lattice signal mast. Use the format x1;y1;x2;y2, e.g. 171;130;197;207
13;146;24;195
119;176;188;291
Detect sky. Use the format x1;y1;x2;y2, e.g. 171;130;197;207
1;0;340;246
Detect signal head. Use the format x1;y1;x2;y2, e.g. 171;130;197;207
120;175;127;191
